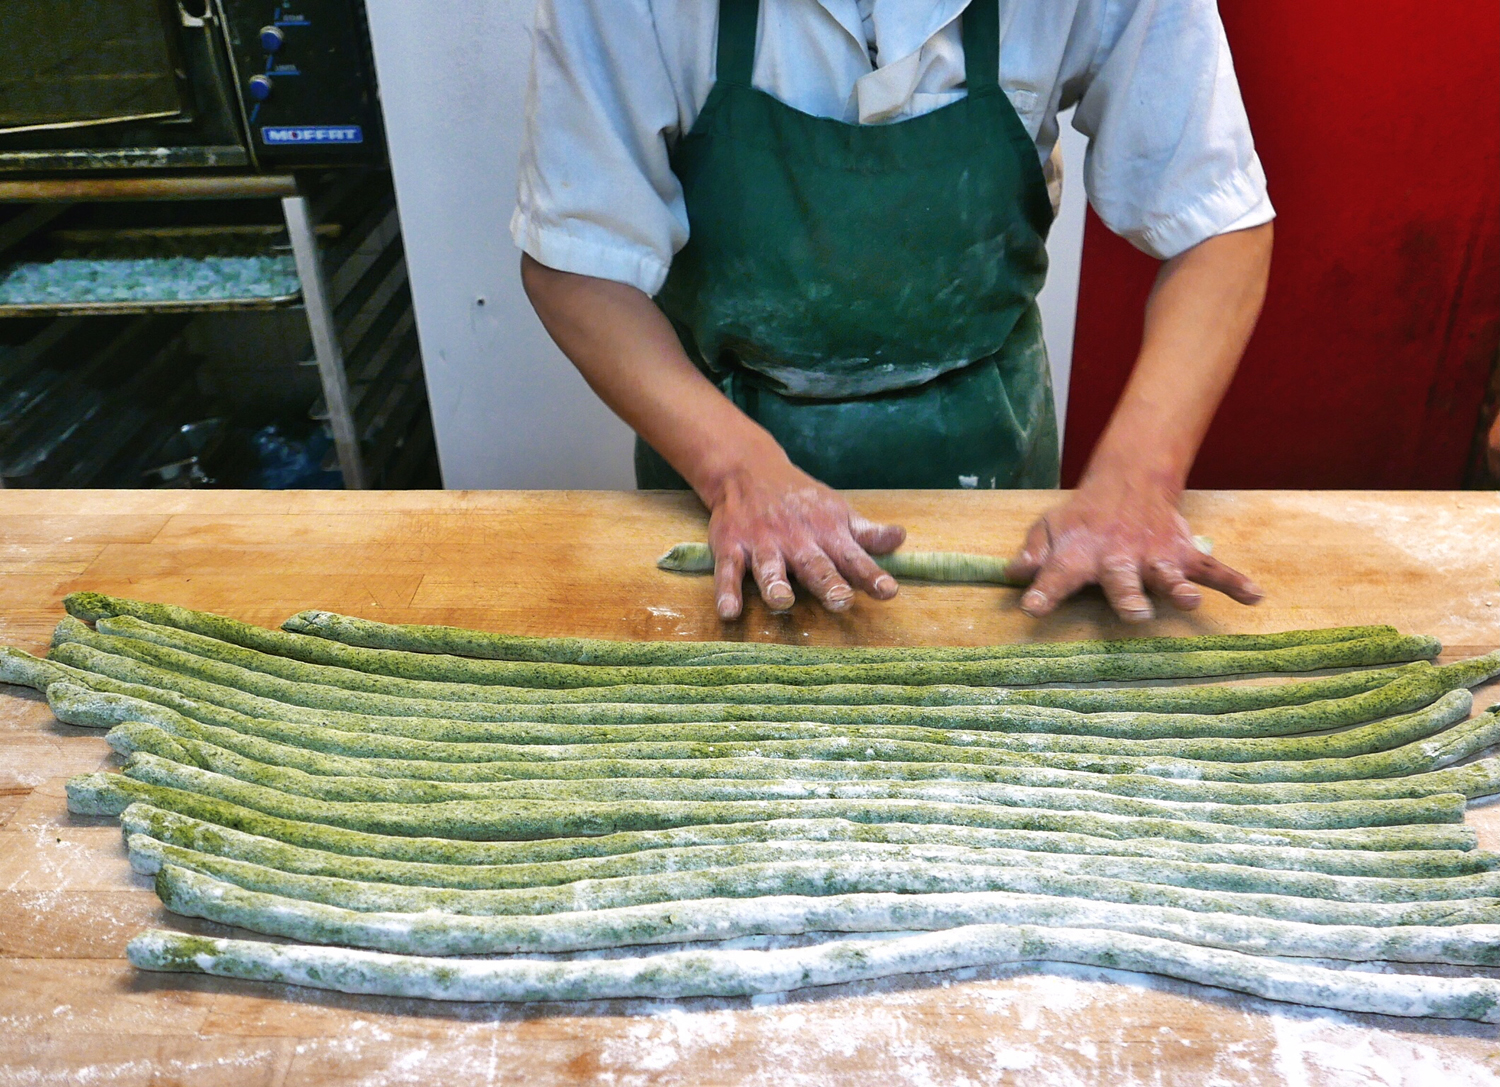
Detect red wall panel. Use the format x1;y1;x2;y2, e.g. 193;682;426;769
1062;1;1500;489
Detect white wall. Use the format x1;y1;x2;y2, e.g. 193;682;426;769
366;0;636;489
367;2;1086;488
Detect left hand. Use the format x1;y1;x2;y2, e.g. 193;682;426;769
1006;473;1263;622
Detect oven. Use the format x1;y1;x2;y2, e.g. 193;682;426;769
0;0;384;173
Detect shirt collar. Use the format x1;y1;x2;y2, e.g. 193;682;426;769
815;0;972;69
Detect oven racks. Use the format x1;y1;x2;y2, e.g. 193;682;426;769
0;172;436;489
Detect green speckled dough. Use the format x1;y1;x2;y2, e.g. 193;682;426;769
108;718;1500;814
42;632;1496;742
129;839;1500;925
21;598;1500;1014
66;767;1476;852
41;667;1495;770
153;864;1500;964
65;590;1394;667
101;698;1500;806
120;804;1500;887
14;640;1427;715
658;542;1019;583
125;926;1500;1020
117;750;1469;833
71;686;1500;792
123;812;1500;904
59;614;1441;690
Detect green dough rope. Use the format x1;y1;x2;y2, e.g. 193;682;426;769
39;664;1493;769
128;840;1500;926
286;608;1392;668
107;717;1500;815
43;633;1490;744
89;690;1500;796
65;590;1394;668
64;686;1493;796
15;641;1426;715
116;750;1469;833
654;541;1220;590
66;769;1475;852
659;542;1018;584
153;865;1500;965
121;803;1500;886
123;811;1500;905
124;926;1500;1020
65;614;1442;690
13;598;1500;1016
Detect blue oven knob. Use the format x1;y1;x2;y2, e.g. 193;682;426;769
260;26;285;52
248;74;274;101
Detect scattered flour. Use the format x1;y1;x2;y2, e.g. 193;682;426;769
1271;1008;1500;1087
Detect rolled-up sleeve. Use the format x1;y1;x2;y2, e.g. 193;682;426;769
510;0;686;295
1071;0;1274;260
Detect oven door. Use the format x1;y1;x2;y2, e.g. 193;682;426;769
0;0;250;172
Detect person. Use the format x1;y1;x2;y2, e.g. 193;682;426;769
514;0;1275;623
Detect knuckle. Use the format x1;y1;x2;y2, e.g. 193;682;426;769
837;545;873;571
786;543;821;568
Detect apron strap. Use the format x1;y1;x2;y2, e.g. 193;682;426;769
716;0;760;88
961;0;1000;92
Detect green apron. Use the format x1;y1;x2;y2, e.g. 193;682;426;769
637;0;1059;491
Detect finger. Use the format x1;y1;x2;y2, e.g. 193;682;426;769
1186;552;1264;605
849;515;906;556
1006;518;1056;585
713;547;746;621
750;544;796;612
1019;556;1093;618
1098;555;1154;623
1144;559;1202;612
828;534;898;600
787;544;856;612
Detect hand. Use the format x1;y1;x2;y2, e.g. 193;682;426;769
705;455;905;620
1006;473;1263;623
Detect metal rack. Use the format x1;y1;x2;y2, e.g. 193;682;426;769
0;171;435;488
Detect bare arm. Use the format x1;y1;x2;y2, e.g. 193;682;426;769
1489;403;1500;479
1008;221;1275;621
521;255;903;619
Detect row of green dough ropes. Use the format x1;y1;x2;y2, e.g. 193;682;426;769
7;593;1500;1019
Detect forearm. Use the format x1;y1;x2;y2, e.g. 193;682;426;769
520;255;786;503
1012;222;1272;620
1081;222;1274;493
521;254;902;617
1488;393;1500;478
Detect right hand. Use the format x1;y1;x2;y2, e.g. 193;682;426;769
704;455;906;620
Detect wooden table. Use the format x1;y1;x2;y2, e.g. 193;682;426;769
3;489;1500;1086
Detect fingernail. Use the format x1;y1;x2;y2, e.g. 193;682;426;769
874;575;896;596
1021;591;1046;612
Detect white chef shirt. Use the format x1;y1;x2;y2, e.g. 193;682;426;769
512;0;1274;297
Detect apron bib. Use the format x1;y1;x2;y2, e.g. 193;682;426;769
638;0;1059;490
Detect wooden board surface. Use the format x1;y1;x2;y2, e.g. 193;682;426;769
3;488;1500;1086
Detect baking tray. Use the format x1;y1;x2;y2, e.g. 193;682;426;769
0;224;304;316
